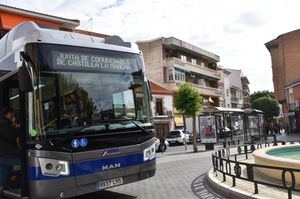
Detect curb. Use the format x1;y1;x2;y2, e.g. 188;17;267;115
206;169;258;199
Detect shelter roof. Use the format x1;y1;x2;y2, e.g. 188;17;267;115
202;106;244;114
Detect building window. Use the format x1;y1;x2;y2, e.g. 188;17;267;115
200;62;205;67
226;89;229;96
167;68;185;82
174;70;185;82
227;104;230;108
191;59;197;65
156;99;163;115
167;68;174;81
181;55;187;62
198;78;205;87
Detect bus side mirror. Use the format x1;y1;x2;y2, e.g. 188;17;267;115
18;60;34;92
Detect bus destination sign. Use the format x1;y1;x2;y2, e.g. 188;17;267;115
52;51;137;73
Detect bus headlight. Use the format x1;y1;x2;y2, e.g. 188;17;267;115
143;143;156;162
38;158;70;177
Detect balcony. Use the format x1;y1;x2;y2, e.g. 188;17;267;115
243;98;251;104
288;101;300;112
164;82;222;97
231;97;240;102
163;57;221;81
162;37;220;62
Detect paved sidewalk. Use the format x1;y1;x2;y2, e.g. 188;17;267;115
276;132;300;141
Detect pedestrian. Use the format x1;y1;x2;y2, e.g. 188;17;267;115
159;138;166;154
0;107;20;198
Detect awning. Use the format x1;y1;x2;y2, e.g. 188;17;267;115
175;66;191;74
174;66;219;81
174;115;183;126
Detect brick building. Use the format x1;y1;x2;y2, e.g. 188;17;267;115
265;29;300;133
137;37;221;128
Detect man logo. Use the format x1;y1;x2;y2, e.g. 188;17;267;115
102;163;121;171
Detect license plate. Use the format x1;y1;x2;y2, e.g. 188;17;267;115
96;177;123;189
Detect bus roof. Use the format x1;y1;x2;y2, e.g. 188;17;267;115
0;21;140;67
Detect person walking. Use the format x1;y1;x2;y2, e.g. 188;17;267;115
0;107;20;198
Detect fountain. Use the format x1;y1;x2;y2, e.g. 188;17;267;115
253;144;300;184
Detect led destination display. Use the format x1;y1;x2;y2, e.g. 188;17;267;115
52;51;141;73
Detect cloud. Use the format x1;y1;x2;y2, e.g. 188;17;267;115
236;12;266;27
223;25;242;34
3;0;299;92
101;0;125;10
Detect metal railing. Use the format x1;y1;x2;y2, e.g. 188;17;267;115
212;141;300;199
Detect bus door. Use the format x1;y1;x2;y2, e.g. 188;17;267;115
0;73;27;198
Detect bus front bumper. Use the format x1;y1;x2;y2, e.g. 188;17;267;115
29;160;156;199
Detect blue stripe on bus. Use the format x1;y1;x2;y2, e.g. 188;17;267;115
27;153;155;181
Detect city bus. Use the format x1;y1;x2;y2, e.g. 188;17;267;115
0;22;156;199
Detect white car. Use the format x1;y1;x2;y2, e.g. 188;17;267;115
154;137;169;152
166;130;190;145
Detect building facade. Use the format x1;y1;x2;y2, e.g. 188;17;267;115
137;37;221;128
0;4;109;39
225;68;250;109
150;81;174;138
265;29;300;133
217;67;232;108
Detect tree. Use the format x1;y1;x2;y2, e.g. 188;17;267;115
252;96;280;120
174;83;203;152
250;90;275;103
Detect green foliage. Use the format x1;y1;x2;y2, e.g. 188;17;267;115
250;90;275;103
174;83;203;117
252;96;280;119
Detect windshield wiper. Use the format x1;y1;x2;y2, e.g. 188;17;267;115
129;120;149;133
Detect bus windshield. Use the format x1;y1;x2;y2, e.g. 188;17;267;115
27;45;152;139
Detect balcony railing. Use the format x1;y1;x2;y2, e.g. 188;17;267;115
164;57;221;80
164;81;222;97
231;97;240;102
189;83;222;97
288;103;300;111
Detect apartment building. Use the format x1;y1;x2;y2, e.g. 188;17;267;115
217;67;232;108
137;37;221;128
265;29;300;133
225;69;250;109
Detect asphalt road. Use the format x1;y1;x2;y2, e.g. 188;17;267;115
75;143;220;199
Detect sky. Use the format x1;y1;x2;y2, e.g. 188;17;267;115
1;0;300;93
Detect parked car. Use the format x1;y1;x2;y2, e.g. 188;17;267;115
154;137;169;152
173;128;194;143
166;130;190;145
188;131;200;142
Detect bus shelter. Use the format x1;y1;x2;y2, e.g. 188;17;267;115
243;109;265;143
199;107;244;144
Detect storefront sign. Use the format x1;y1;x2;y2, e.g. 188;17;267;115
199;115;217;143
